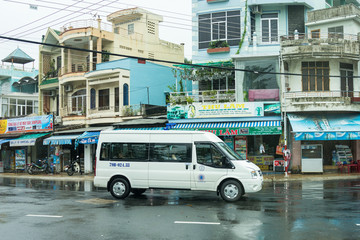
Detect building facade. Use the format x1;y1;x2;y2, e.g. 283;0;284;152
37;8;185;173
166;0;359;173
0;48;39;118
281;3;360;172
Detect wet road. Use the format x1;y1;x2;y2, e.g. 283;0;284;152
0;177;359;240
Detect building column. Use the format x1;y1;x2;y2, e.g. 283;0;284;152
291;136;302;172
84;144;92;174
61;44;65;75
89;37;93;71
235;61;245;101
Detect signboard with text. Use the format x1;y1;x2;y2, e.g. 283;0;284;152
167;102;264;119
0;115;53;134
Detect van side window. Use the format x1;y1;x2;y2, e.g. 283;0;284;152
150;143;192;162
195;143;227;168
100;143;110;161
110;143;148;161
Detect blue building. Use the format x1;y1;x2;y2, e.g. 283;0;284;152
0;47;39;118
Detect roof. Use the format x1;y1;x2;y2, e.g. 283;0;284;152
2;47;35;64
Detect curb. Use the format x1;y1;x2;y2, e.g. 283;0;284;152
1;173;360;183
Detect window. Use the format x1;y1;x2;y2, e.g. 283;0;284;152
150;143;192;162
340;63;353;97
328;26;343;39
128;23;134;35
110;143;148;161
123;84;129;106
311;29;320;39
302;62;329;92
1;98;38;117
195;143;229;168
71;89;86;114
115;87;119;112
198;10;241;49
243;60;279;91
100;143;110;161
261;13;278;43
90;88;96;109
99;89;110;110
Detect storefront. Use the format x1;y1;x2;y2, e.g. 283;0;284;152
0;115;53;172
75;131;100;173
288;113;360;173
171;119;282;171
167;101;283;171
9;133;51;171
43;134;81;172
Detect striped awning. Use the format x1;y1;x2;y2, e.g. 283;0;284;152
172;121;282;136
173;121;281;129
43;134;81;145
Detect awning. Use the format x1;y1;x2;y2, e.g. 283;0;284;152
77;131;100;145
0;139;12;145
43;134;81;145
10;133;50;147
172;120;282;136
288;113;360;141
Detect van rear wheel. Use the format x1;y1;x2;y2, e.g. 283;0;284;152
110;178;130;199
220;180;243;202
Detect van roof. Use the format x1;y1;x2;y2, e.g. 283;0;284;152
101;129;208;135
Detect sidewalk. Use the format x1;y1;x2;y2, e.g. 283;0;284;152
0;172;359;182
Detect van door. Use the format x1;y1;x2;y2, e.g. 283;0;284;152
192;142;229;191
148;143;192;189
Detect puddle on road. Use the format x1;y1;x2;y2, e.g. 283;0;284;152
77;198;118;205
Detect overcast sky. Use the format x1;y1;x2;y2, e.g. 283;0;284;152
0;0;192;68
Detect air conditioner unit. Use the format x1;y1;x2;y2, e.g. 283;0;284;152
65;85;73;92
48;90;55;97
252;5;261;14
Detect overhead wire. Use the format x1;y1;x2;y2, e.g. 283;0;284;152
0;34;357;79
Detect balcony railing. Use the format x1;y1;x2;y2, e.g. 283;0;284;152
169;90;236;105
61;19;113;33
283;90;360;105
60;62;96;76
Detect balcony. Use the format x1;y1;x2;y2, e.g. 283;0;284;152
307;4;360;23
283;90;360;112
281;33;360;60
169;90;236;105
61;19;113;33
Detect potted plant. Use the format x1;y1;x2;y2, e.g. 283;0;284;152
207;40;230;54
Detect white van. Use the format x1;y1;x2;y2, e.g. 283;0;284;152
94;130;263;202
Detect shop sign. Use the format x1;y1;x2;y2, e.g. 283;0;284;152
294;131;360;141
0;115;53;134
10;139;36;147
167;102;264;120
188;126;281;136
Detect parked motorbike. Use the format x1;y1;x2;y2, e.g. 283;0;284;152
27;159;51;175
66;156;82;176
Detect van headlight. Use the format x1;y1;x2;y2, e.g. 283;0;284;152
250;170;257;179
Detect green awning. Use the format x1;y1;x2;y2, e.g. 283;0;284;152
40;78;59;86
174;61;234;69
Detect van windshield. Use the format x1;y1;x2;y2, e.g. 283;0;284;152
215;142;245;160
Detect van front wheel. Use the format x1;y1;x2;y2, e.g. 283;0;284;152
220;180;243;202
110;178;130;199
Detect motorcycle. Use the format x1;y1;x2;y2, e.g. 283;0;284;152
27;158;51;175
65;156;82;176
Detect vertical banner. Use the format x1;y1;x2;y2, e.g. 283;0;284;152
15;149;26;170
